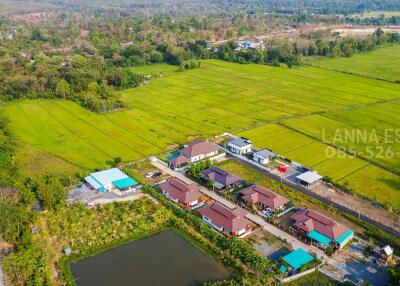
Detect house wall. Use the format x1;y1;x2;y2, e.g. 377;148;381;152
338;232;354;249
227;143;252;155
202;215;224;232
253;155;269;165
190;150;219;163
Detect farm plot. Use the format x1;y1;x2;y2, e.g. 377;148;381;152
306;44;400;82
236;123;400;210
282;100;400;172
4;60;400;178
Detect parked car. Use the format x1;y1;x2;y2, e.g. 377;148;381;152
152;172;162;178
145;172;154;178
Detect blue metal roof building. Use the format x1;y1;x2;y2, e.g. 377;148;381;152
281;248;315;271
84;168;138;192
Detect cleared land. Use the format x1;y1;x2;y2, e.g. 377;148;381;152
3;60;400;208
306;44;400;82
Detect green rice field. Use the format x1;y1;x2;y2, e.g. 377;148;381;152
3;59;400;209
237;124;400;210
306;44;400;82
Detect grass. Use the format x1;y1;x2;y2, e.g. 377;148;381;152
3;59;400;208
237;123;400;210
286;271;343;286
306;44;400;82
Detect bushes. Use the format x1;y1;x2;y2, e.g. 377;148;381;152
143;185;277;281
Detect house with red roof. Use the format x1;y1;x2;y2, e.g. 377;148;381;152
290;208;354;249
240;185;289;211
159;177;203;210
199;202;252;237
168;140;220;170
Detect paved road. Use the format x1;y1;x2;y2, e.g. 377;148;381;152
226;152;400;238
150;159;333;263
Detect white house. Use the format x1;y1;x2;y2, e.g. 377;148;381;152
253;149;275;165
227;138;252;155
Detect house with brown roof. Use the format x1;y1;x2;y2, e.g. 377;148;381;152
168;140;220;170
159;177;203;210
201;166;242;191
240;185;289;211
290;208;354;249
199;202;252;237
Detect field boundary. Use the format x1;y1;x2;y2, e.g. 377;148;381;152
277;121;400;177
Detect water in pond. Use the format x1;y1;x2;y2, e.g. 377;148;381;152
71;230;231;286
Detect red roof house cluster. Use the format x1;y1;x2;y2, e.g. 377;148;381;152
240;185;289;210
290;208;349;241
159;177;203;209
199;202;252;236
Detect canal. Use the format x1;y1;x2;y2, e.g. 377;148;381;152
71;230;231;286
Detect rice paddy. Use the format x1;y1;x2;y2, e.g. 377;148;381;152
3;59;400;209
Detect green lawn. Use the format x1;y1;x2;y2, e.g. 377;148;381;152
3;60;400;207
306;44;400;82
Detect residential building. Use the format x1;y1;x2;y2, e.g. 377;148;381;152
240;185;289;211
253;149;275;165
168;140;219;169
201;166;242;191
296;171;322;188
180;140;219;163
199;202;252;237
227;137;252;155
159;177;203;210
290;208;354;249
84;168;140;193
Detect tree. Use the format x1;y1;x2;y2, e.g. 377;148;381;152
388;265;400;286
55;79;71;99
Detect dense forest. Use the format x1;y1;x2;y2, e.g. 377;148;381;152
4;0;400;16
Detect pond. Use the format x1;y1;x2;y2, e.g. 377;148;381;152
71;230;231;286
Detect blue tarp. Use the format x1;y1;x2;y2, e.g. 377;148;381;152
282;248;315;270
308;230;332;246
336;229;354;245
167;152;181;160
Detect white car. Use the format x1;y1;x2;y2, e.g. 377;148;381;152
145;172;154;178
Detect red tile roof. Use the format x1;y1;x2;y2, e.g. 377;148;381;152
240;185;289;210
180;140;219;158
199;202;252;234
159;177;202;204
169;155;190;167
291;208;349;240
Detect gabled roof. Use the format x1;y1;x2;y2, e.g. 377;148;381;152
84;168;130;190
169;155;190;166
296;171;322;184
180;140;219;158
240;185;289;210
159;177;202;204
254;149;275;159
88;168;128;185
228;138;252;148
199;202;251;233
291;208;350;240
201;166;241;187
381;245;393;256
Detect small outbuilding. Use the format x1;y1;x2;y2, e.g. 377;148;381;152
280;248;315;275
296;171;322;187
253;149;275;165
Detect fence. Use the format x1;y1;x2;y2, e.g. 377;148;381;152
277;267;317;283
226;151;400;238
